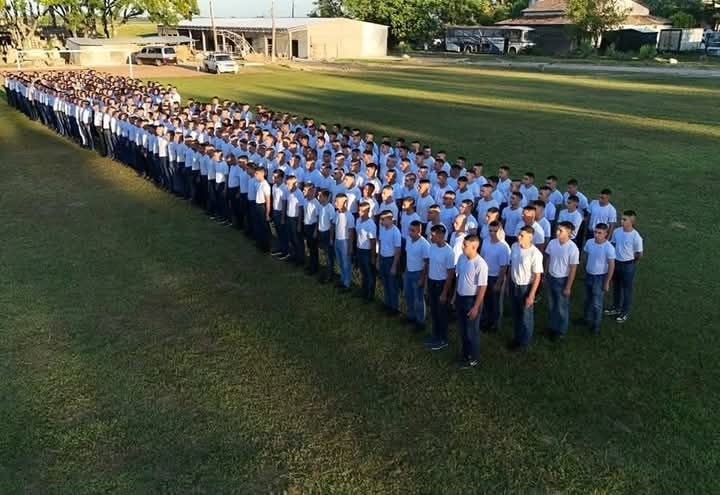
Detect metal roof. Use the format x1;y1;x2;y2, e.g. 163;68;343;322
66;36;193;46
175;17;387;32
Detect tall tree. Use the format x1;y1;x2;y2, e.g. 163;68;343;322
566;0;629;46
0;0;50;48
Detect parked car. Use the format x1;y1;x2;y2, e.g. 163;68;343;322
203;53;239;74
134;46;178;66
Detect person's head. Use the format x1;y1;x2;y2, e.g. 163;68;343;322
303;182;315;199
481;183;493;200
556;221;574;242
358;201;371;220
538;185;551;202
566;195;579;212
318;189;331;205
533;200;546;218
335;193;348;211
365;162;377;177
522;205;536;225
404;173;416;189
599;188;612;205
272;169;284;184
594;223;609;242
621;210;637;230
418;178;430;194
518;225;535;248
488;220;502;242
409;220;422;241
343;173;356;189
430;224;447;245
363;182;376;198
485;206;500;224
545;175;558;191
385;169;397;184
460;199;473;216
457;176;468;190
402;197;415;212
286;174;297;189
437;171;448;186
522;172;535;186
380;210;394;228
510;178;521;192
443;191;456;208
381;185;394;203
566;178;579;195
462;234;480;258
510;191;522;208
498;166;510;180
427;205;440;223
254;166;267;181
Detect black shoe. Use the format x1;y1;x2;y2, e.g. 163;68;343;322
460;359;479;369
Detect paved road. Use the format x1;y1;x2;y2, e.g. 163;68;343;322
459;59;720;77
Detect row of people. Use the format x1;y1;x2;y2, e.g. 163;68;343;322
3;70;644;368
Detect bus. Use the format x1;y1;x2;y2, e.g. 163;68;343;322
445;26;535;55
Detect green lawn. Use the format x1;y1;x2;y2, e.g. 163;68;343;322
1;65;718;493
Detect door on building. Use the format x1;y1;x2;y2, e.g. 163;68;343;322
266;37;273;56
292;40;299;58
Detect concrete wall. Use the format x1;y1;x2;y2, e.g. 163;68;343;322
307;19;387;59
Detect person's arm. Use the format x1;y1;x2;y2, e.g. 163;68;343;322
526;272;542;308
419;258;429;288
347;228;355;255
264;192;271;221
604;259;615;292
440;268;455;304
564;263;578;297
496;264;508;292
468;284;488;319
391;245;401;275
369;238;377;266
280;197;287;224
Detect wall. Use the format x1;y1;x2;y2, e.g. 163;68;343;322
66;42;137;66
307;20;387;59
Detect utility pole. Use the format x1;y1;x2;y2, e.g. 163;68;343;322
209;0;218;52
271;0;276;62
291;0;295;18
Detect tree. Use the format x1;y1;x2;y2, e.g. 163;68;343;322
342;0;445;45
309;0;344;17
670;10;696;26
566;0;629;47
0;0;50;48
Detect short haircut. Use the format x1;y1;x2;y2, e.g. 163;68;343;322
623;209;637;217
524;172;535;179
430;224;447;235
511;191;523;200
363;182;376;193
486;207;499;214
318;189;331;200
558;221;575;232
335;193;347;200
402;197;416;207
533;200;546;209
519;225;535;236
523;205;536;213
273;169;285;179
546;175;558;181
428;205;441;213
481;183;493;190
595;223;609;231
488;220;501;228
600;188;612;195
567;178;578;186
499;165;510;172
409;220;422;229
567;195;579;203
379;209;394;219
358;201;370;210
464;234;480;243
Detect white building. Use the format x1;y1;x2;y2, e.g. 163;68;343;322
160;17;389;60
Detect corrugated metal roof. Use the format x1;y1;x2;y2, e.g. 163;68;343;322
67;36;192;46
175;17;387;31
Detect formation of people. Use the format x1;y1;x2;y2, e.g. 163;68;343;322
3;69;645;369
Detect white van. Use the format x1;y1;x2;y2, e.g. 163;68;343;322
134;46;178;65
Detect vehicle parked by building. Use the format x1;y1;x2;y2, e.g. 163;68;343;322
134;46;178;65
202;52;239;73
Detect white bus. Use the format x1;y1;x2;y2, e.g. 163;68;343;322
445;26;535;55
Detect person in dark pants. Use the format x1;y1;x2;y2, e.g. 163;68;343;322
283;175;305;265
582;223;616;334
355;201;377;300
454;234;488;369
426;224;455;350
544;221;580;341
302;183;321;275
479;220;511;333
376;210;402;314
252;166;272;252
508;226;544;351
316;190;336;283
607;210;644;323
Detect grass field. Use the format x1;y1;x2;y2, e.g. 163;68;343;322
1;64;718;493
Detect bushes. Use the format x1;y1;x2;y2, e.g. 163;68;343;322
638;44;657;60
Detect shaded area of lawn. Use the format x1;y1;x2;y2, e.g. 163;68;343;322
0;66;718;493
